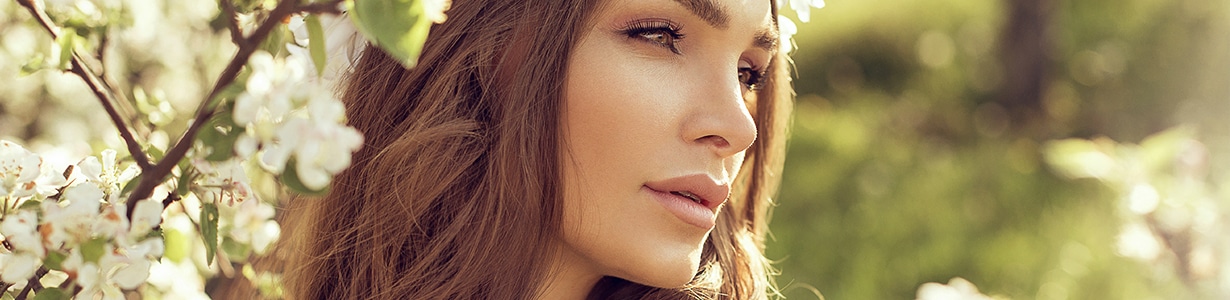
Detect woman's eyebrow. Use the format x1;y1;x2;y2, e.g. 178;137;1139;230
753;27;779;53
672;0;780;53
672;0;731;29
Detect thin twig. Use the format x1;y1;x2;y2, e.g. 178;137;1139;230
92;33;144;136
220;0;246;47
90;32;147;139
94;32;107;62
162;191;181;209
13;267;48;300
16;0;152;171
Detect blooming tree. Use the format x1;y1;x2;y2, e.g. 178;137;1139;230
0;0;448;298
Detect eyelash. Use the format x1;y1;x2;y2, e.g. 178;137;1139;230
620;19;686;54
618;19;767;90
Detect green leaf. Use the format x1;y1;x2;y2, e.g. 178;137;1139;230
17;199;41;211
134;87;153;114
42;251;67;271
19;53;46;76
177;169;193;197
305;14;328;76
177;149;195;176
80;237;109;264
258;23;290;57
120;174;142;195
199;202;220;266
198;112;245;162
55;28;78;70
147;145;166;161
164;228;190;263
205;72;248;114
177;173;192;197
222;236;252;263
31;288;69;300
280;159;328;195
348;0;434;68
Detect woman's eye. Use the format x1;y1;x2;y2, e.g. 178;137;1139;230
638;30;678;50
620;20;684;54
738;67;764;90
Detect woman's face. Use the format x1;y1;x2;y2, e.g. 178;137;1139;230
559;0;776;289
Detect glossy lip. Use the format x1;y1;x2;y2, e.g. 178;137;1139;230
644;174;730;229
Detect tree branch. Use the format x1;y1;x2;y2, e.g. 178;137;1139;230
16;0;152;171
123;0;345;217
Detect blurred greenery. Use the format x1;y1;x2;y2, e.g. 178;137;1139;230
768;0;1230;299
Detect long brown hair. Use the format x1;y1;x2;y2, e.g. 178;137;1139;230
284;0;793;299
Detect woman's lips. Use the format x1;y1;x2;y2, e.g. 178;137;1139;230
644;174;730;229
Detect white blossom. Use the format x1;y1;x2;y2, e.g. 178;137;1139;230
68;250;125;300
146;257;210;300
60;235;162;298
127;198;163;240
423;0;452;24
0;141;42;198
233;52;304;128
231;51;363;191
191;158;254;206
76;149;141;203
777;15;799;54
1;210;43;255
0;251;42;283
916;277;995;300
36;163;70;196
783;0;825;23
0;140;66;202
0;210;45;283
40;184;107;248
283;116;363;190
235;12;259;37
287;11;366;87
109;238;163;289
225;198;280;254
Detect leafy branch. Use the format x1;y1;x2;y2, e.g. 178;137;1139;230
4;0;437;297
16;0;343;219
15;0;151;171
125;0;344;217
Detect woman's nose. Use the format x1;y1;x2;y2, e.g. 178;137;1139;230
680;69;758;158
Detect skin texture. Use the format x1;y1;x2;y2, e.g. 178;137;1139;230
547;0;775;298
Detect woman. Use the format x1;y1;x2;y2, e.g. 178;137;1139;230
286;0;794;298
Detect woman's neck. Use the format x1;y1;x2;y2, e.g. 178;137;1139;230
538;245;604;300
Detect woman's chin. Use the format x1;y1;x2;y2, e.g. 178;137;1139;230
616;250;704;289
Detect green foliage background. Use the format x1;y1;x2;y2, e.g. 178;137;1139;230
768;0;1230;299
